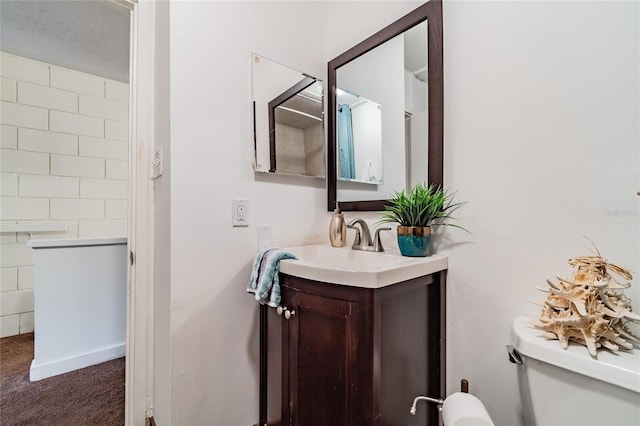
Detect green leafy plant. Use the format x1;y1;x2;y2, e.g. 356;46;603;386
379;183;469;231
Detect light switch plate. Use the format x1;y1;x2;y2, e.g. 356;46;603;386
257;225;272;250
152;148;163;179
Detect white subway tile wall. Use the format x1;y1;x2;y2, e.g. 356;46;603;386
1;268;18;292
0;289;34;315
19;311;34;333
0;244;33;268
50;110;104;138
19;174;79;198
106;200;128;219
79;136;128;160
1;173;18;196
1;149;50;174
79;94;128;122
50;66;104;97
0;314;19;337
50;198;105;219
1;101;49;130
1;55;49;85
18;81;78;113
51;153;105;178
106;159;128;180
18;266;34;290
105;81;129;103
105;120;128;141
1;78;17;102
80;178;127;199
1;125;18;149
0;197;50;220
0;52;129;337
18;128;78;155
78;219;127;239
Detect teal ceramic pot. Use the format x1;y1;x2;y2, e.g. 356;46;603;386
397;226;431;257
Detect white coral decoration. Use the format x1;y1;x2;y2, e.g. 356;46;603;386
532;254;640;357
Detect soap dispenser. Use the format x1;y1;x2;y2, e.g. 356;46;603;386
329;202;347;247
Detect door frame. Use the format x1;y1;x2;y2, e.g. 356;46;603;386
124;0;156;424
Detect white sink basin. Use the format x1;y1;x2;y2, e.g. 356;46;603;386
279;244;448;288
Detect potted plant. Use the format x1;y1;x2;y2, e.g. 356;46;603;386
379;183;468;257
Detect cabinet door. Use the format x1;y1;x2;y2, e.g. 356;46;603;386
282;287;358;426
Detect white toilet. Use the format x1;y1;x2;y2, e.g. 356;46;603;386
511;316;640;426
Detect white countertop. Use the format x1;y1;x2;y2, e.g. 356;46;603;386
279;244;448;289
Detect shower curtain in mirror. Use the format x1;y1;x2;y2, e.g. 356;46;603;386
338;104;356;180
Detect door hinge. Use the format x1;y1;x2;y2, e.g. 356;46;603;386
130;250;135;266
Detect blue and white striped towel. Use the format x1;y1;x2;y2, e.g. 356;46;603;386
247;248;297;307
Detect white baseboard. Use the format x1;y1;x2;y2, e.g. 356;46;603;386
30;343;126;382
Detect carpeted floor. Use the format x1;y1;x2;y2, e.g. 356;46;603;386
0;333;125;426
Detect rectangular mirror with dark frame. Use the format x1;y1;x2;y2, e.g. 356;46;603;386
327;0;443;211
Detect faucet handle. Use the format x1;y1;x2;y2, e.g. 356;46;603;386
373;227;392;252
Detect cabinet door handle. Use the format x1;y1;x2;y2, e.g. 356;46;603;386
277;306;295;320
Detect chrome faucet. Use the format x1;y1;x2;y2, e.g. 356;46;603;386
346;219;391;252
347;218;372;247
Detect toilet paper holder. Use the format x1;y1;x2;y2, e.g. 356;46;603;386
410;379;469;416
409;395;443;416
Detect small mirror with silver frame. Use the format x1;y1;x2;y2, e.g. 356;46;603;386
252;53;325;178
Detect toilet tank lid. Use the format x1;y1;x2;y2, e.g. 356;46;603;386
512;316;640;394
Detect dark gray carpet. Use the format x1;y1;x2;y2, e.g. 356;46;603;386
0;333;125;425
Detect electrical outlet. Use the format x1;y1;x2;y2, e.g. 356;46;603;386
232;198;249;227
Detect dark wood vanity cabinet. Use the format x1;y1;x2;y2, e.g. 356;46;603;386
282;286;359;425
262;271;446;426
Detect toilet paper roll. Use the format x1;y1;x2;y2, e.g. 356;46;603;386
442;392;494;426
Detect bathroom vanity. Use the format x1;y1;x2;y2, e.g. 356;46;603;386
259;245;447;426
253;0;446;420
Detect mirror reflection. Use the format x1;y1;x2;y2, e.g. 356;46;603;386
270;79;324;177
252;53;325;178
337;88;382;185
335;21;427;202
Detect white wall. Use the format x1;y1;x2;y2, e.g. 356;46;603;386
442;1;639;425
162;2;420;424
167;2;325;424
0;52;129;338
159;1;638;424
